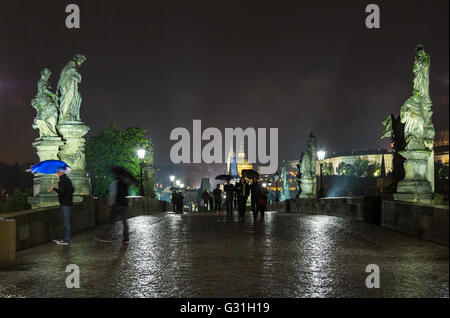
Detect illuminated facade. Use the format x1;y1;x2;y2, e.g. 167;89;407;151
226;142;253;177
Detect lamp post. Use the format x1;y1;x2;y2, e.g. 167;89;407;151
274;171;280;202
137;149;146;197
317;150;326;198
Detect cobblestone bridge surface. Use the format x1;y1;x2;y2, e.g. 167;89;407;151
0;211;448;298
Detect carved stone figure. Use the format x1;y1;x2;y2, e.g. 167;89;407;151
381;45;436;203
399;45;435;151
280;160;290;201
299;133;317;198
31;68;59;138
57;54;86;123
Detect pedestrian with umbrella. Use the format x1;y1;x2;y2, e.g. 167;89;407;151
107;166;138;243
31;160;74;246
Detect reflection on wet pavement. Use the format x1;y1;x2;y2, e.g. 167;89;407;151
0;211;448;298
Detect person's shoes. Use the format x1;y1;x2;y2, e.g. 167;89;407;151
56;240;69;246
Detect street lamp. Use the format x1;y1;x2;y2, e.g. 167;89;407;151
317;149;326;198
169;174;176;211
137;149;146;197
176;179;181;187
274;171;280;202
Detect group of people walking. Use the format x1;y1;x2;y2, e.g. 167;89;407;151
202;177;268;220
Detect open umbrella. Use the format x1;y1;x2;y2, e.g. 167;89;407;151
215;174;232;181
30;160;70;174
241;169;259;179
109;166;138;185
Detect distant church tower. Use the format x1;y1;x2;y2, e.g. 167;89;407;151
227;141;253;178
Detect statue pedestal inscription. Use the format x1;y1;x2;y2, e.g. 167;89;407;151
58;121;91;203
28;137;64;208
394;150;433;203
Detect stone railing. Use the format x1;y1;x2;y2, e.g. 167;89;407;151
268;197;448;246
1;196;168;252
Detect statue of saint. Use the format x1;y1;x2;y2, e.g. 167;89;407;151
399;45;435;151
31;68;59;138
57;54;86;123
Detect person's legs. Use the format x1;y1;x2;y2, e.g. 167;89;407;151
118;206;129;241
61;205;71;242
260;205;266;220
251;200;257;219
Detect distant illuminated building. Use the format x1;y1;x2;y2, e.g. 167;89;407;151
226;142;253;178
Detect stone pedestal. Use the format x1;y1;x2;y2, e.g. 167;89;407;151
299;177;316;199
28;137;65;209
58;121;91;202
394;150;433;203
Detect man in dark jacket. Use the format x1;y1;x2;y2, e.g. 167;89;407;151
212;184;222;212
235;177;250;220
202;190;209;212
50;167;74;245
224;180;235;216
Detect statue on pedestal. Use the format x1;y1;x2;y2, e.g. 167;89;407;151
29;54;91;208
382;45;435;203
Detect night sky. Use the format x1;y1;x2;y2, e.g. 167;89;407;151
0;1;448;182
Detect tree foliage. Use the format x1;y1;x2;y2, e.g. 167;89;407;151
85;124;154;198
0;188;32;214
335;159;381;177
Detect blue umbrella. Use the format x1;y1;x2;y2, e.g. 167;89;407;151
30;160;70;175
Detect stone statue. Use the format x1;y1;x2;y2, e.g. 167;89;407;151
57;54;86;123
399;45;435;151
381;45;436;203
280;160;290;201
299;133;317;198
31;68;59;138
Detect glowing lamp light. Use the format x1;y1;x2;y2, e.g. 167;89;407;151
175;180;181;186
170;175;176;182
317;150;326;161
262;183;267;188
180;184;185;189
137;149;146;160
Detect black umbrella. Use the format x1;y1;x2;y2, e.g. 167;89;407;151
109;166;138;185
241;169;259;179
215;174;232;181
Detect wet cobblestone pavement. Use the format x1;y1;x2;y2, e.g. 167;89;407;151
0;211;448;298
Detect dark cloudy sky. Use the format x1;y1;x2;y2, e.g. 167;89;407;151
0;0;448;170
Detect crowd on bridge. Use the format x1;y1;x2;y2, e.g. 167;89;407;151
173;178;269;221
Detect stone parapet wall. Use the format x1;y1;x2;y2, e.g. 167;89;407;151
382;200;448;246
268;197;448;246
2;197;168;251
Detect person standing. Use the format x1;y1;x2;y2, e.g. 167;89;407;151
109;174;131;243
250;177;260;219
224;179;235;216
202;189;210;212
257;184;269;220
176;191;185;214
50;167;74;245
235;177;250;220
213;184;222;212
208;192;214;212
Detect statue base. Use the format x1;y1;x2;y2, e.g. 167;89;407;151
28;136;65;209
299;178;316;199
67;170;91;197
395;150;433;203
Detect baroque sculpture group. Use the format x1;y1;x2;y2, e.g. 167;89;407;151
29;54;91;208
